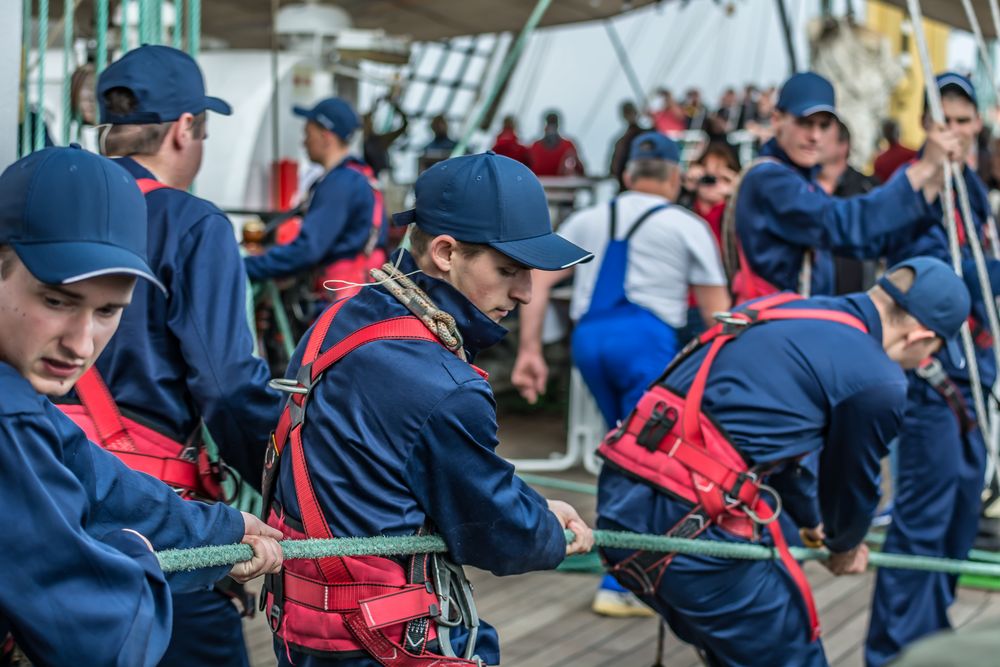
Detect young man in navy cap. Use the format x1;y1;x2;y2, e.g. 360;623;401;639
597;256;970;667
865;72;1000;667
728;71;961;302
245;96;386;295
89;44;284;666
512;132;730;616
259;152;594;667
0;146;283;666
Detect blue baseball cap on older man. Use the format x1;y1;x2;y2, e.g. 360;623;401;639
293;97;360;141
877;256;971;365
777;72;839;119
392;152;593;271
98;45;231;124
629;132;680;163
0;146;165;293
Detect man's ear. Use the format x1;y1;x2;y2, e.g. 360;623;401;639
170;112;197;150
427;234;459;274
906;327;938;347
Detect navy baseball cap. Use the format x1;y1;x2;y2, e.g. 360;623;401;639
98;45;231;124
629;132;680;163
877;257;970;364
936;71;978;107
392;152;593;270
777;72;839;119
293;97;360;140
0;146;164;292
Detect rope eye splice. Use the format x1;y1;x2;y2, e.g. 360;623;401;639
370;262;466;357
155;528;1000;580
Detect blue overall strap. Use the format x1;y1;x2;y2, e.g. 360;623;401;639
587;199;672;314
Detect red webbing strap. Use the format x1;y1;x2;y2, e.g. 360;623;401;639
309;317;439;382
113;451;201;491
759;500;821;641
357;586;439;630
344;612;477;667
135;178;170;195
288;314;446;584
344;162;384;236
74;367;137;451
751;309;867;332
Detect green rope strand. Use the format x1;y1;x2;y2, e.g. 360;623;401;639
35;0;48;152
156;529;1000;579
20;0;33;157
172;0;183;49
121;0;131;51
95;0;108;73
61;0;73;145
518;473;598;496
186;0;198;58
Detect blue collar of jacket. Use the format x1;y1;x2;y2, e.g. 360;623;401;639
382;250;507;359
842;293;884;347
760;138;820;182
114;156;159;181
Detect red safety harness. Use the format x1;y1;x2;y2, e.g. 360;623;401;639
598;293;870;642
316;162;388;298
260;296;486;665
56;178;227;502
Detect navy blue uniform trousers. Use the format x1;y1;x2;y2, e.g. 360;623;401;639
865;382;987;666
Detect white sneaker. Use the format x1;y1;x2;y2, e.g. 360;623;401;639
591;588;655;618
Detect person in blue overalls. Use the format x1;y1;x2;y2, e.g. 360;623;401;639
245;97;387;290
261;152;595;667
0;146;282;666
599;257;970;667
730;71;961;302
92;45;285;667
865;73;1000;667
513;132;729;616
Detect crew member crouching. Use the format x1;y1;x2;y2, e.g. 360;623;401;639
597;257;969;666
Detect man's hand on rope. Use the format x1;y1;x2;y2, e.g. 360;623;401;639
546;499;595;556
824;542;869;576
229;512;284;583
909;124;963;203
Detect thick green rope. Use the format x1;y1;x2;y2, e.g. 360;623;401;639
156;529;1000;579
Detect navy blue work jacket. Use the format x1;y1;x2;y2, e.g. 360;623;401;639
599;294;907;554
244;157;384;281
735;139;931;295
885;161;1000;390
85;157;283;486
0;362;243;666
272;251;566;665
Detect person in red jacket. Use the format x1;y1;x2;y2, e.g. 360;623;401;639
873;118;918;184
491;115;531;165
529;111;585;176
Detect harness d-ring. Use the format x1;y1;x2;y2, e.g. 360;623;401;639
268;378;309;394
743;483;782;525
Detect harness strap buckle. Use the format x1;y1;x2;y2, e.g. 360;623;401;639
723;471;758;506
713;311;753;336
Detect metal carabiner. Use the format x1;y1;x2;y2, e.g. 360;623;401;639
742;483;782;526
268;378;308;395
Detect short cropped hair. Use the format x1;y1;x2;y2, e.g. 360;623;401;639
101;87;206;156
407;224;487;261
624;158;677;183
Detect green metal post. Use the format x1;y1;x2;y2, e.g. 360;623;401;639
137;0;149;44
173;0;183;49
451;0;553;157
61;0;73;144
95;0;108;73
21;0;32;157
121;0;130;50
35;0;48;152
187;0;199;58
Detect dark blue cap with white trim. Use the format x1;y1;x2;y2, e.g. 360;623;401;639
98;45;231;124
777;72;839;119
293;97;360;140
392;152;593;271
0;146;165;293
936;71;978;107
877;256;970;364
